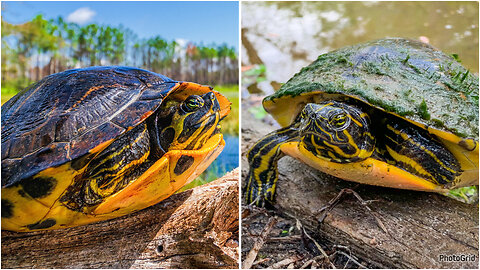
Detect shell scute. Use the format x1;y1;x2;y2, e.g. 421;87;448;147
69;122;125;158
2;142;70;188
111;100;157;128
1;67;177;187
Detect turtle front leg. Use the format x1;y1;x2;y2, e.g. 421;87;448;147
245;126;299;207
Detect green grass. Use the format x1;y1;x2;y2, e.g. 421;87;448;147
1;86;19;105
214;84;239;136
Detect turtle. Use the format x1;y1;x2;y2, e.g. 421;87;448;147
1;66;231;232
244;38;479;207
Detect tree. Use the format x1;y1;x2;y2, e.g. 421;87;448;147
2;14;238;93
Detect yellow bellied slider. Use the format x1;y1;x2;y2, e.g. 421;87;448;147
2;66;231;231
245;38;478;207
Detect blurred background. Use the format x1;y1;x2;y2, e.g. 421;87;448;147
1;1;239;186
242;1;478;113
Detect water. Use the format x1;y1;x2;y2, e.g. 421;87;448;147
204;135;239;179
242;1;479;96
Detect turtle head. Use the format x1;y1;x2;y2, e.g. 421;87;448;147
298;101;375;163
153;91;221;156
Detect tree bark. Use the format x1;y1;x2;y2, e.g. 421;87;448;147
241;109;478;269
2;169;239;269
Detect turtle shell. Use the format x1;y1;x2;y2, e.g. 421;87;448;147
1;66;229;188
263;38;479;141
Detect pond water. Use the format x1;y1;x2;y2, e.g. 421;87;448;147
204;135;239;179
242;1;479;96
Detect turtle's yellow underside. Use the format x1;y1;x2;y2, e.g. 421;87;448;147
280;141;478;193
2;134;224;232
265;92;478;190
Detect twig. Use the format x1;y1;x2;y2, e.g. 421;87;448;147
300;255;325;269
300;260;313;269
267;235;302;242
242;217;277;269
330;250;367;269
242;204;271;221
296;219;336;269
270;255;301;269
317;188;387;234
252;257;271;267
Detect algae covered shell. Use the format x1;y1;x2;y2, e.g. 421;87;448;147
264;38;478;142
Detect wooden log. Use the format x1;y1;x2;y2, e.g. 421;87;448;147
2;169;239;269
241;109;478;269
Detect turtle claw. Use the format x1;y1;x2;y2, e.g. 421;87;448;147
247;194;275;209
244;172;276;208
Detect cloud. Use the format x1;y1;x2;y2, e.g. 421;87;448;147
175;38;188;47
66;7;96;24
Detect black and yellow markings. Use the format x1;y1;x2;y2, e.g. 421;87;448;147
174;155;195;175
26;218;57;230
384;123;461;185
89;124;149;175
458;139;477;151
164;92;220;152
71;152;96;171
329;112;348;126
1;199;14;218
184;112;219;151
245;126;300;206
300;102;374;163
91;123;149;190
246;101;375;206
18;176;57;199
61;122;151;211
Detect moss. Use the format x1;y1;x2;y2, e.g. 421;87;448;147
267;38;478;139
450;53;462;63
407;63;422;74
431;118;445;128
362;61;388;75
418;99;431;120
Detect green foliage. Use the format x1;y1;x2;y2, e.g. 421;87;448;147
215;84;239;136
1;88;17;105
248;105;268;120
242;64;267;85
1;14;238;100
447;186;478;204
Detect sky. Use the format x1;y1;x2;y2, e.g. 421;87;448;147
1;1;239;50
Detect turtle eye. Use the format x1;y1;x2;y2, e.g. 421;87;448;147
182;96;204;112
329;112;350;130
